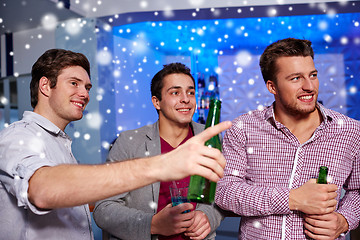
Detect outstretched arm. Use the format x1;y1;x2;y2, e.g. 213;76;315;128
28;121;232;209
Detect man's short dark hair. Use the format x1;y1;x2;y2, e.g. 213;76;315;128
259;38;314;83
30;49;90;108
150;62;195;101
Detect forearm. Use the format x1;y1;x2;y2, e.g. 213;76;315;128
215;176;291;216
28;156;163;209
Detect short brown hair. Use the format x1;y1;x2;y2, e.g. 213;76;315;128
259;38;314;83
30;49;90;108
151;62;194;101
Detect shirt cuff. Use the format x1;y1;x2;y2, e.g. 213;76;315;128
270;187;291;215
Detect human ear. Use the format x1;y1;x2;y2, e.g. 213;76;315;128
151;96;161;110
38;77;51;97
266;80;277;95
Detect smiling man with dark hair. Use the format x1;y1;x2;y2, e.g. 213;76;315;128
94;63;224;240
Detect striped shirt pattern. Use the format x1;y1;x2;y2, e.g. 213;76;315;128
215;104;360;240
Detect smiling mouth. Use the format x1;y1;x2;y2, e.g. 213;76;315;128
298;95;313;100
72;101;84;108
177;108;191;112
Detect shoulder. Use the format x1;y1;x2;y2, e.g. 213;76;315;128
118;122;158;139
191;121;205;135
0;119;38;140
231;109;266;128
324;108;360;129
110;122;158;151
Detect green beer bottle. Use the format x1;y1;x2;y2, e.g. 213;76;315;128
188;99;222;203
317;166;328;184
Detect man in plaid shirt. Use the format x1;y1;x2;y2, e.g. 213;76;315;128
215;38;360;239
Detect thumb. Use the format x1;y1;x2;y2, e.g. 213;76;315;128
164;203;173;208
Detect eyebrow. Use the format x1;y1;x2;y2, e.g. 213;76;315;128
285;69;318;79
70;76;93;89
166;85;195;92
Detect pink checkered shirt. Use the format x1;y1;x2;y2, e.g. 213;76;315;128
215;103;360;240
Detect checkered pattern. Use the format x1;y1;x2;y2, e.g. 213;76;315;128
215;104;360;240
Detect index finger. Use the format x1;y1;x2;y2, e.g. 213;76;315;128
193;121;232;143
304;213;332;221
326;184;338;193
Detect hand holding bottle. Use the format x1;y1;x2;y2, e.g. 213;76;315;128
289;179;338;214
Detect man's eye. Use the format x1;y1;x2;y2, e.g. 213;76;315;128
71;82;77;86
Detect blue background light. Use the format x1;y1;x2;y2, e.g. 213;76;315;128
106;6;359;139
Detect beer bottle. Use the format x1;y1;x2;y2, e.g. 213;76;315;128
317;166;328;184
188;99;222;203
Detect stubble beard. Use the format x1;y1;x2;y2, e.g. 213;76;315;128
279;94;318;117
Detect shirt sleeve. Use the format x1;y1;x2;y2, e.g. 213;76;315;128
215;123;291;216
93;131;155;240
336;148;360;231
0;127;57;215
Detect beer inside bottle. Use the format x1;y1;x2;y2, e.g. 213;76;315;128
317;166;328;184
188;99;222;204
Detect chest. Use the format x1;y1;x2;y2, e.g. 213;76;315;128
244;127;356;188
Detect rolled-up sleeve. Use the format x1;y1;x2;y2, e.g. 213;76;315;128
0;127;56;215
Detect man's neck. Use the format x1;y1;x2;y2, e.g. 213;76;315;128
34;106;68;131
274;106;322;144
158;120;190;148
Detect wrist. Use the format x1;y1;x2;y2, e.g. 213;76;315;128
288;189;299;211
150;214;159;235
143;156;163;183
336;212;349;234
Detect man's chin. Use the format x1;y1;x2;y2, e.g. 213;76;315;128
71;113;84;121
295;106;317;115
177;119;193;126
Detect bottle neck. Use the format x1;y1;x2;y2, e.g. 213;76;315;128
205;100;221;128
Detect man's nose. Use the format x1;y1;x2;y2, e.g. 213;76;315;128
302;77;315;91
180;92;190;103
79;86;90;100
